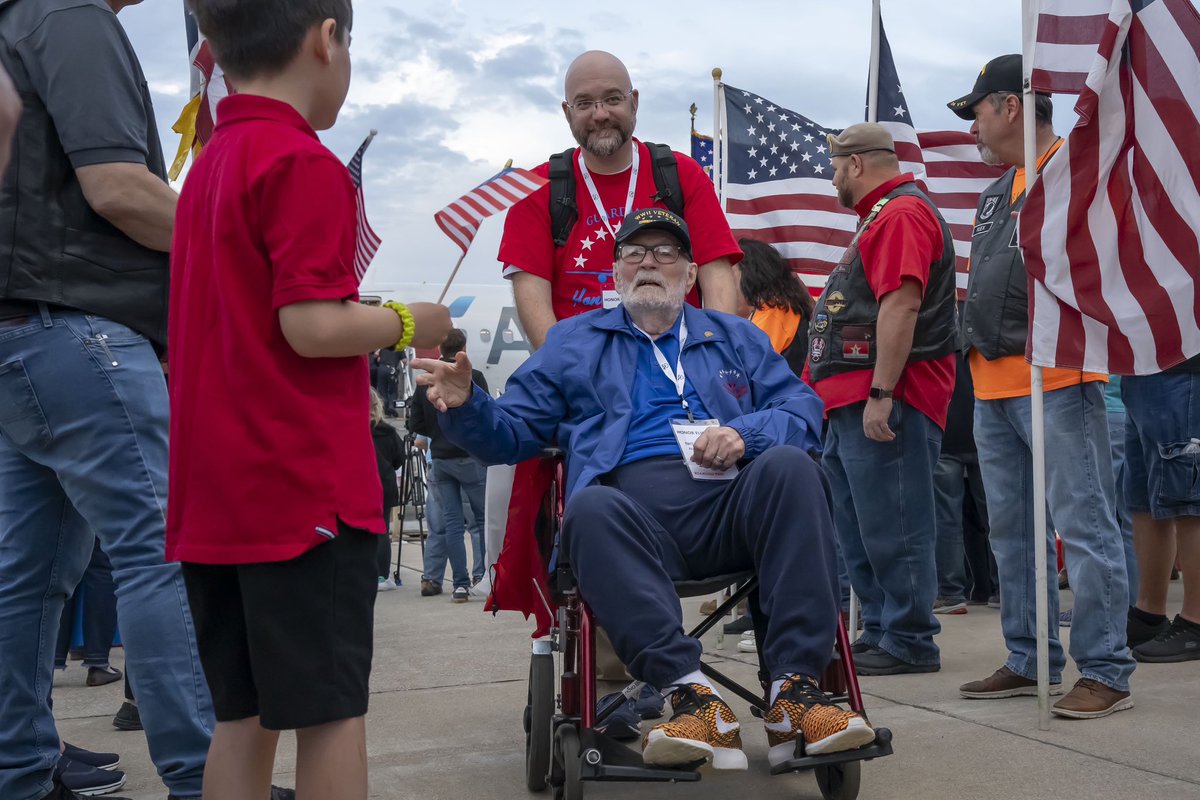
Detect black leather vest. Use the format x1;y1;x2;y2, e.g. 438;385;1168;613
959;168;1028;360
0;2;169;347
807;182;958;383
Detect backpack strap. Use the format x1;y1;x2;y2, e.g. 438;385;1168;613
548;147;578;247
647;142;685;218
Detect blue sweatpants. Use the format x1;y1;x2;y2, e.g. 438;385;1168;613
564;447;839;689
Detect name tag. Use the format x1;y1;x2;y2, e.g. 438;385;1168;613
670;418;738;481
602;290;621;309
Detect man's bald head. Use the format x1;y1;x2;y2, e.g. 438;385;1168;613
564;51;630;99
562;50;639;161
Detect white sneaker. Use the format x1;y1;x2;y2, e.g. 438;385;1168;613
377;577;396;592
737;630;756;653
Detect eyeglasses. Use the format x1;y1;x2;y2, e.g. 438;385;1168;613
565;90;632;113
617;244;684;264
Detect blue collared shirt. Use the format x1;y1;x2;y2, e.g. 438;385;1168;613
619;310;710;466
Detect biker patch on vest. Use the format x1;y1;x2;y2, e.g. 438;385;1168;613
840;325;873;360
813;313;830;334
973;222;994;237
810;336;827;363
978;195;1002;222
1009;227;1020;248
825;291;846;315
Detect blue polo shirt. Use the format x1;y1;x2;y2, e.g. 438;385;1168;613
618;310;710;466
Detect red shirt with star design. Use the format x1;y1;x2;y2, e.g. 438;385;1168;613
498;138;742;320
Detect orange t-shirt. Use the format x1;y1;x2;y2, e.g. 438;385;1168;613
968;140;1106;400
751;305;802;354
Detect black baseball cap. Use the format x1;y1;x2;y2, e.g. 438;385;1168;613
947;54;1031;120
613;208;692;257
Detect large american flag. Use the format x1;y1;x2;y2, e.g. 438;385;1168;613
1030;0;1114;94
434;166;549;254
1022;0;1200;374
691;129;715;179
722;25;1000;292
347;131;382;282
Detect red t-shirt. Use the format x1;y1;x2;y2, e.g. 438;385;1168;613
166;95;384;565
805;174;956;428
497;138;743;319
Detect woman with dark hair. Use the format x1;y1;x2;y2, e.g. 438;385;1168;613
735;238;815;376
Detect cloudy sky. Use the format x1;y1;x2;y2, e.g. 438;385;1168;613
119;0;1031;295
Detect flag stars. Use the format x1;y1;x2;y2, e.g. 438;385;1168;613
770;144;778;155
744;104;752;113
748;147;758;157
768;166;777;176
803;133;814;142
766;104;776;112
802;151;812;162
754;97;764;104
748;168;757;179
816;144;827;154
813;164;825;174
767;122;776;132
759;135;768;145
759;156;768;166
756;113;765;122
893;105;907;118
789;163;798;173
790;141;801;151
747;126;757;136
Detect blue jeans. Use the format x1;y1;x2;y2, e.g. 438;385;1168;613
0;309;213;800
973;381;1135;690
823;401;942;666
1107;411;1138;599
933;455;971;603
431;457;487;588
55;539;118;669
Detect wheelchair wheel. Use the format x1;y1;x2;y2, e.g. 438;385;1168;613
814;760;861;800
553;725;583;800
525;653;554;792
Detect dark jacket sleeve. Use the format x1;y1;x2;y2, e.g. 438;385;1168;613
408;386;435;437
388;428;405;470
473;369;489;395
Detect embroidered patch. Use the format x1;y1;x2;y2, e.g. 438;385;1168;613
825;291;846;315
972;222;994;238
719;368;749;400
813;313;829;334
843;340;871;359
979;195;1001;221
810;337;827;363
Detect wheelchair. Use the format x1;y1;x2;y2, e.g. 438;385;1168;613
522;449;893;800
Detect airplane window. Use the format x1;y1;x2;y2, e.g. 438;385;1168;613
502;329;514;344
480;329;492;342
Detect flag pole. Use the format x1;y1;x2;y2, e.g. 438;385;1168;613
711;68;725;210
1021;0;1051;732
436;159;513;304
867;0;882;122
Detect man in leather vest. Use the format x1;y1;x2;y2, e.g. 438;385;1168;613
805;123;958;676
949;54;1136;719
0;2;219;798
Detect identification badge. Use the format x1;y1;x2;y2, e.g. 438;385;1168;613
602;290;621;309
670;418;738;481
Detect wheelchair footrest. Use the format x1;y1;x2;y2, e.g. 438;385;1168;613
768;727;893;776
577;727;704;783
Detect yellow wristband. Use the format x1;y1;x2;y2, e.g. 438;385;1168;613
383;301;415;351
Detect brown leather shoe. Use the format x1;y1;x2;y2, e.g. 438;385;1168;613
959;666;1064;698
419;579;442;597
1051;678;1133;719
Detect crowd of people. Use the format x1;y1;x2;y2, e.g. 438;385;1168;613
0;1;1195;799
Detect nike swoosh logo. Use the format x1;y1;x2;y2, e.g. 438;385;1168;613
714;711;740;735
763;709;793;734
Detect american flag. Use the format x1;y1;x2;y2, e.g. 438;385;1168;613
347;131;382;282
691;129;714;179
169;12;233;180
434;166;549;254
722;36;1000;292
1030;0;1114;94
1022;0;1200;374
872;22;1004;286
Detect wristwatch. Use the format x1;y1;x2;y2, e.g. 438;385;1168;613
869;386;894;400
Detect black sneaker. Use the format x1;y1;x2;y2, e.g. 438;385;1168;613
112;701;142;732
1132;615;1200;663
86;666;122;687
54;755;127;796
451;586;469;603
722;615;754;634
853;649;940;676
44;783;129;800
62;742;119;770
1127;606;1170;648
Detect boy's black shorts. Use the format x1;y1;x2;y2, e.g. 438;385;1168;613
181;522;378;730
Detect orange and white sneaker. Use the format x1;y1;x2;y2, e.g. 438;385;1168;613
765;675;876;766
641;684;748;770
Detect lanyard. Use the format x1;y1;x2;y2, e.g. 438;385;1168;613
578;141;640;240
637;316;693;423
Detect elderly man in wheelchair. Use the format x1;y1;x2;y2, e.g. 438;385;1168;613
414;208;876;772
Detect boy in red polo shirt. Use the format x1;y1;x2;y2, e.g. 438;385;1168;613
169;3;449;798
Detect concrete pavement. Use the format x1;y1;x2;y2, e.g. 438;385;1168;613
52;541;1198;800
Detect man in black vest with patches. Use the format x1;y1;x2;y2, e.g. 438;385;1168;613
949;54;1135;719
805;123;958;676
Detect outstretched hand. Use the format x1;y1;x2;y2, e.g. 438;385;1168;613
412;351;475;411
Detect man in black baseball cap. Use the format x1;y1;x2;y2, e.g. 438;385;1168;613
948;59;1137;719
613;207;692;259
